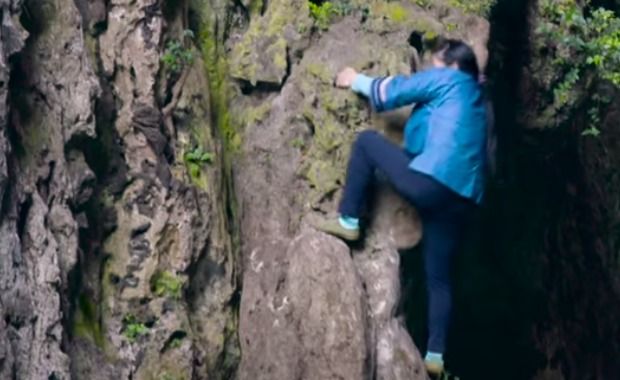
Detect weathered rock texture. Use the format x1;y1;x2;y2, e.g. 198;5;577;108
6;0;617;379
231;2;489;379
1;0;237;379
0;0;493;379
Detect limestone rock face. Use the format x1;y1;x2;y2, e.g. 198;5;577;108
238;230;369;380
232;3;488;379
0;0;490;379
1;1;237;379
0;0;98;378
229;0;313;86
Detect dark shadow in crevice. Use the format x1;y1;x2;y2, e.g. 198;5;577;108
16;195;32;240
238;79;283;95
407;31;424;55
444;0;546;379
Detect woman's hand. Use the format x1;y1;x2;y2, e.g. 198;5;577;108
335;67;358;89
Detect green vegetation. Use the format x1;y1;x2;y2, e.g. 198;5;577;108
150;271;184;299
248;0;264;16
73;294;105;348
122;314;149;342
240;102;272;126
385;3;408;23
536;0;620;135
168;336;184;349
199;29;241;152
161;30;195;74
307;0;360;30
183;146;214;183
448;0;496;17
291;137;305;149
309;1;340;30
414;0;431;9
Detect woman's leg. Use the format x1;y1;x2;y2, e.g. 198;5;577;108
422;215;462;354
422;197;473;359
338;130;418;218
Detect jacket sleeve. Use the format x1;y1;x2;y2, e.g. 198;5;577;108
369;69;441;112
351;74;374;97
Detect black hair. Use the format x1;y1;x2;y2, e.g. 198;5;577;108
433;39;480;79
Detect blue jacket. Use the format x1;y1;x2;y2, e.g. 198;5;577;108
352;67;487;204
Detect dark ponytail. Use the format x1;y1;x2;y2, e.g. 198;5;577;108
433;39;480;79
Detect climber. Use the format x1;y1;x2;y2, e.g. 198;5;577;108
316;39;488;376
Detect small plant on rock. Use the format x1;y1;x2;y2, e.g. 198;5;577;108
122;314;148;342
309;1;340;30
161;30;195;74
448;0;496;17
150;271;184;299
183;146;214;181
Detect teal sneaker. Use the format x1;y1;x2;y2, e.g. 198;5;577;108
314;218;360;242
425;352;444;377
425;359;444;376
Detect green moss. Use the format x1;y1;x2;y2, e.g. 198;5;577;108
192;0;242;261
73;294;105;348
414;0;431;8
364;2;440;36
271;38;288;72
385;3;408;23
306;63;333;84
219;307;242;373
150;271;184;299
248;0;263;16
122;314;149;342
448;0;496;17
445;22;458;32
291;137;305;149
198;28;241;152
302;160;342;204
240;102;272;126
230;0;311;84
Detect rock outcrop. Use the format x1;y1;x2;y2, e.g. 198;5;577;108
231;2;488;378
1;1;238;379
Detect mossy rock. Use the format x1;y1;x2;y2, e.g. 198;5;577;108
229;0;312;85
364;1;443;36
73;293;105;348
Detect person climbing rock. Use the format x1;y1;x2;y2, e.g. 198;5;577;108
315;39;488;376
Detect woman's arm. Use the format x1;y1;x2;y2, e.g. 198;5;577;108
335;67;373;96
336;67;441;112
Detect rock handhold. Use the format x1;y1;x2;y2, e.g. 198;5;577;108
230;0;312;86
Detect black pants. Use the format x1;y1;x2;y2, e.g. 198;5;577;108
339;130;475;353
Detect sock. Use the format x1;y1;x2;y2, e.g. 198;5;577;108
425;352;444;364
338;215;359;230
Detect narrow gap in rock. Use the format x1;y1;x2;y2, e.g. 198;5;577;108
239;80;282;95
161;330;188;353
447;0;545;379
36;161;55;204
407;31;424;54
20;0;43;35
16;195;32;239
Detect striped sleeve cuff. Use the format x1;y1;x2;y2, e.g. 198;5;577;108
370;76;393;112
